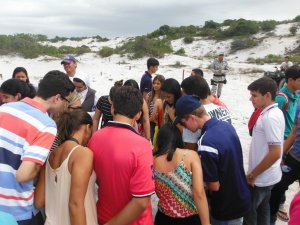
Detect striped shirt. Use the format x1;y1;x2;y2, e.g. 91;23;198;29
96;95;113;128
0;98;57;221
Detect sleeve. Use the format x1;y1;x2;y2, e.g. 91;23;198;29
198;143;219;182
275;95;287;110
263;112;284;146
224;61;229;71
96;96;104;111
22;126;57;165
141;77;152;93
130;144;155;197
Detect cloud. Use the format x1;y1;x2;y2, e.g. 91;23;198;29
0;0;298;38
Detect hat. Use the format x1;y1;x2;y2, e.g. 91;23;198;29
61;55;77;64
73;72;89;86
174;95;201;124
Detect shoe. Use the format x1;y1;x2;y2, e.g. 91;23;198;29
277;208;289;222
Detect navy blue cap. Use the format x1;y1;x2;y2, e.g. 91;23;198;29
61;55;77;64
174;95;201;124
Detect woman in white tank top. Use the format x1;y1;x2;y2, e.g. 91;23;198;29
34;110;97;225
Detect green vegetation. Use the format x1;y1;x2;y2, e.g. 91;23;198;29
183;36;194;44
0;33;91;58
290;26;299;36
294;15;300;22
259;20;277;32
247;54;300;64
115;36;172;59
168;61;186;68
231;37;259;52
98;46;114;57
174;48;185;56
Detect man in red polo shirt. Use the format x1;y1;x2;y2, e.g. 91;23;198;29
88;86;155;225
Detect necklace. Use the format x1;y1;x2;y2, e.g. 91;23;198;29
67;137;79;144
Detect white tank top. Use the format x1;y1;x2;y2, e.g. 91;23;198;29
45;145;97;225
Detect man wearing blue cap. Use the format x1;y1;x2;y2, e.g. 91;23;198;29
175;95;251;225
61;54;90;86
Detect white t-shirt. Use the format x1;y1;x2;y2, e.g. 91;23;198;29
182;103;231;143
248;103;285;187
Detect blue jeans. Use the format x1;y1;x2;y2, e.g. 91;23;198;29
243;185;274;225
211;217;243;225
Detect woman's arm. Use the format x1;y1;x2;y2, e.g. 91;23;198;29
34;164;46;209
142;99;151;141
190;151;210;225
69;148;94;225
92;108;102;133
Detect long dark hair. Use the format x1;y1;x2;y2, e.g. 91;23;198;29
155;123;184;161
148;74;165;103
56;110;93;143
12;67;29;83
161;78;182;105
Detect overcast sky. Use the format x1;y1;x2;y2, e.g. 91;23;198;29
0;0;299;38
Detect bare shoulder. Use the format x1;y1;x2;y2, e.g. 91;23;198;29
71;146;93;162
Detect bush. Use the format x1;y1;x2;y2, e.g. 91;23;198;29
49;36;68;43
231;38;259;52
260;20;277;32
174;48;185;56
115;36;172;59
98;47;114;57
290;26;298;36
294;15;300;22
183;36;194;44
93;35;109;42
204;20;220;29
223;19;260;37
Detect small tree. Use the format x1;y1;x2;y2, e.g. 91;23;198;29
183;36;194;44
290;26;298;36
98;47;114;57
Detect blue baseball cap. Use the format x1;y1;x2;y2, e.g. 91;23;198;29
174;95;201;124
61;55;77;64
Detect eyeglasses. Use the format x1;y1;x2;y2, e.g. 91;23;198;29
68;106;83;110
60;96;70;103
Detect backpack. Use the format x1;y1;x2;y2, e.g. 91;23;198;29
277;92;289;113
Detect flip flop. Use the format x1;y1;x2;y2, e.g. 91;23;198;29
277;208;289;222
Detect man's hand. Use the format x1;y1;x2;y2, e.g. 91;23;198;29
246;173;256;187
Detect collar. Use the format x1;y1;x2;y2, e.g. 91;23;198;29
281;86;299;100
21;97;47;113
261;103;278;115
145;71;152;78
107;121;138;134
201;117;219;134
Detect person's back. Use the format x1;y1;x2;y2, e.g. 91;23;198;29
88;86;155;225
90;123;154;224
0;99;56;220
45;143;97;225
0;71;75;223
198;118;251;220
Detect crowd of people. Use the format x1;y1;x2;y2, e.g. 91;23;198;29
0;54;299;225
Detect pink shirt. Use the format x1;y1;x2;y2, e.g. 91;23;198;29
289;191;300;225
88;121;155;225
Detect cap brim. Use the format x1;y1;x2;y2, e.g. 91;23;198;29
61;59;73;65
